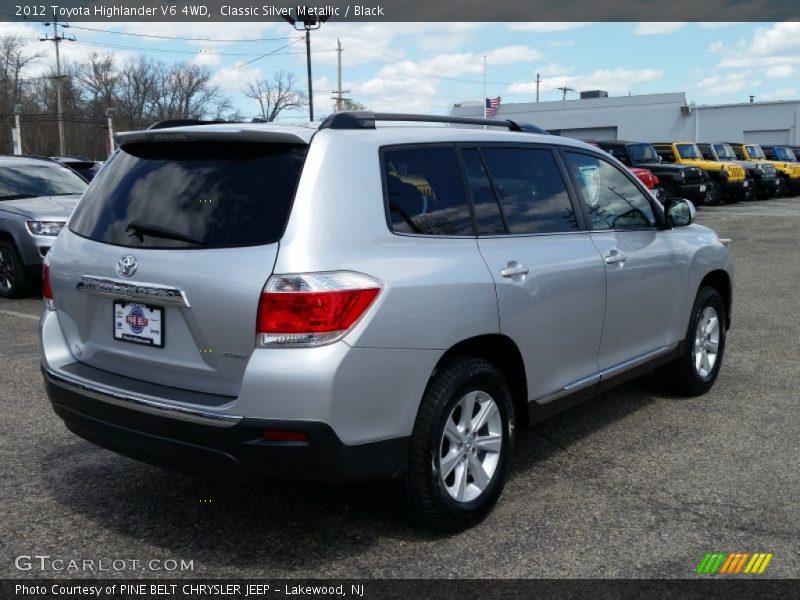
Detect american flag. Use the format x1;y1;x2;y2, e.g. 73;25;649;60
485;96;501;116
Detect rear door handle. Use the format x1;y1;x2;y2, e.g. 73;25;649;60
604;249;627;265
500;262;530;278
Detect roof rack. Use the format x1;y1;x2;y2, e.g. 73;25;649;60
318;111;548;134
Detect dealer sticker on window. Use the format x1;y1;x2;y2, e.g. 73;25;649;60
113;301;164;348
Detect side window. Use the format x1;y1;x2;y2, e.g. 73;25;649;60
460;149;505;235
564;152;657;231
383;146;473;236
478;147;579;234
607;146;630;165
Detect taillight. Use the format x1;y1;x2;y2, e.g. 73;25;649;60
42;256;54;310
257;272;382;347
652;174;660;186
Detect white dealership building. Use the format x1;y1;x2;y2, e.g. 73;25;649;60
451;92;800;145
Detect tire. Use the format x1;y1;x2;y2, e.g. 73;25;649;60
703;181;721;206
657;286;726;396
395;357;515;532
0;240;33;299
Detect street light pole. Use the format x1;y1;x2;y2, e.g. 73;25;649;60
106;108;116;157
282;10;328;123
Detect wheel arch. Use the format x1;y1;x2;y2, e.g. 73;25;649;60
434;334;529;428
699;269;732;329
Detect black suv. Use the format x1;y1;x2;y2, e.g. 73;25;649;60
593;140;711;205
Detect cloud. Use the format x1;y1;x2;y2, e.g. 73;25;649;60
634;22;687;35
507;23;589;33
717;23;800;70
708;41;724;54
507;67;663;96
696;72;758;96
765;64;794;79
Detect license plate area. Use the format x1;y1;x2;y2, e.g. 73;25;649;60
113;301;164;348
700;184;707;192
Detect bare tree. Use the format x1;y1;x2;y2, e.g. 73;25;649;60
336;98;368;112
244;71;307;122
78;53;118;108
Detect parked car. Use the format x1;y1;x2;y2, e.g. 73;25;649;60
697;143;778;200
629;166;666;202
728;143;800;196
0;156;87;297
583;141;665;203
653;142;749;203
40;113;733;531
592;140;710;205
50;156;102;182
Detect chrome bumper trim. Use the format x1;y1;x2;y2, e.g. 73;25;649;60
43;366;241;428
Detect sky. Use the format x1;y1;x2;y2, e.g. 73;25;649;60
1;20;799;122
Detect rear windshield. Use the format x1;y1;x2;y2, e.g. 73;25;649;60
69;141;307;249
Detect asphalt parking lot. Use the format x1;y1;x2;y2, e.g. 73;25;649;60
1;197;798;579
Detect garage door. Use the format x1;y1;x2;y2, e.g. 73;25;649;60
744;129;790;144
550;126;618;141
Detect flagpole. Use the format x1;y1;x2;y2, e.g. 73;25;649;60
483;55;487;129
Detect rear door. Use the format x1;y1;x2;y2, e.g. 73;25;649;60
561;150;688;373
49;135;307;397
466;145;607;404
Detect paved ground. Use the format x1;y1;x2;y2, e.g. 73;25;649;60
1;197;798;579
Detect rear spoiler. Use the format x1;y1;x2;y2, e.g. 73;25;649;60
115;127;311;147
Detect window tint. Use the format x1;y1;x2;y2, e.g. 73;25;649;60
628;144;660;163
0;163;87;199
69;142;307;249
460;149;505;235
383;147;473;236
654;145;677;163
603;146;630;164
565;152;657;231
479;148;579;234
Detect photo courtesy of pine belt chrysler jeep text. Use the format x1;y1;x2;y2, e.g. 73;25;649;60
40;112;734;531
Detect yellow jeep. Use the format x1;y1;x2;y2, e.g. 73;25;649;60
728;143;800;196
653;142;748;203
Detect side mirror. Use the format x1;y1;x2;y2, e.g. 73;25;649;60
664;198;696;227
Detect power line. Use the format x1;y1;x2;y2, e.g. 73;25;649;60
66;24;296;43
72;38;333;57
207;37;305;82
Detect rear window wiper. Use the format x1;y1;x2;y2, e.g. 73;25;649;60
126;221;205;246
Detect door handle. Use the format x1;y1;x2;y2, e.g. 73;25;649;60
500;262;530;278
604;249;627;265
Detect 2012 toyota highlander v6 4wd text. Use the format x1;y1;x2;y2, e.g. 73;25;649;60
40;112;733;531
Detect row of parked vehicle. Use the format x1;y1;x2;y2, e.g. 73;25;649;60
590;140;800;205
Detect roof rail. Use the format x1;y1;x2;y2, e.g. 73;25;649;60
147;118;228;130
318;111;548;134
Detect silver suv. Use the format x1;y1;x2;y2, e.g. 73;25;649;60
0;156;87;297
40;113;733;531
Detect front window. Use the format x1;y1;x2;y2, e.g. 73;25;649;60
677;144;703;159
775;147;797;161
564;152;656;231
714;144;738;160
0;162;87;200
628;144;660;163
745;145;766;159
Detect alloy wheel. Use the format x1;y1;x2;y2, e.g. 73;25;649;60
693;306;720;378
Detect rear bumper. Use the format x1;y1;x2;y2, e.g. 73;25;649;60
43;365;409;483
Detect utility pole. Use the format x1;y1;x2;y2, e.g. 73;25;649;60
331;39;350;111
40;19;74;156
557;86;575;101
535;73;541;103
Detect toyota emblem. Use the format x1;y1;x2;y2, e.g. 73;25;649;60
116;255;138;278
